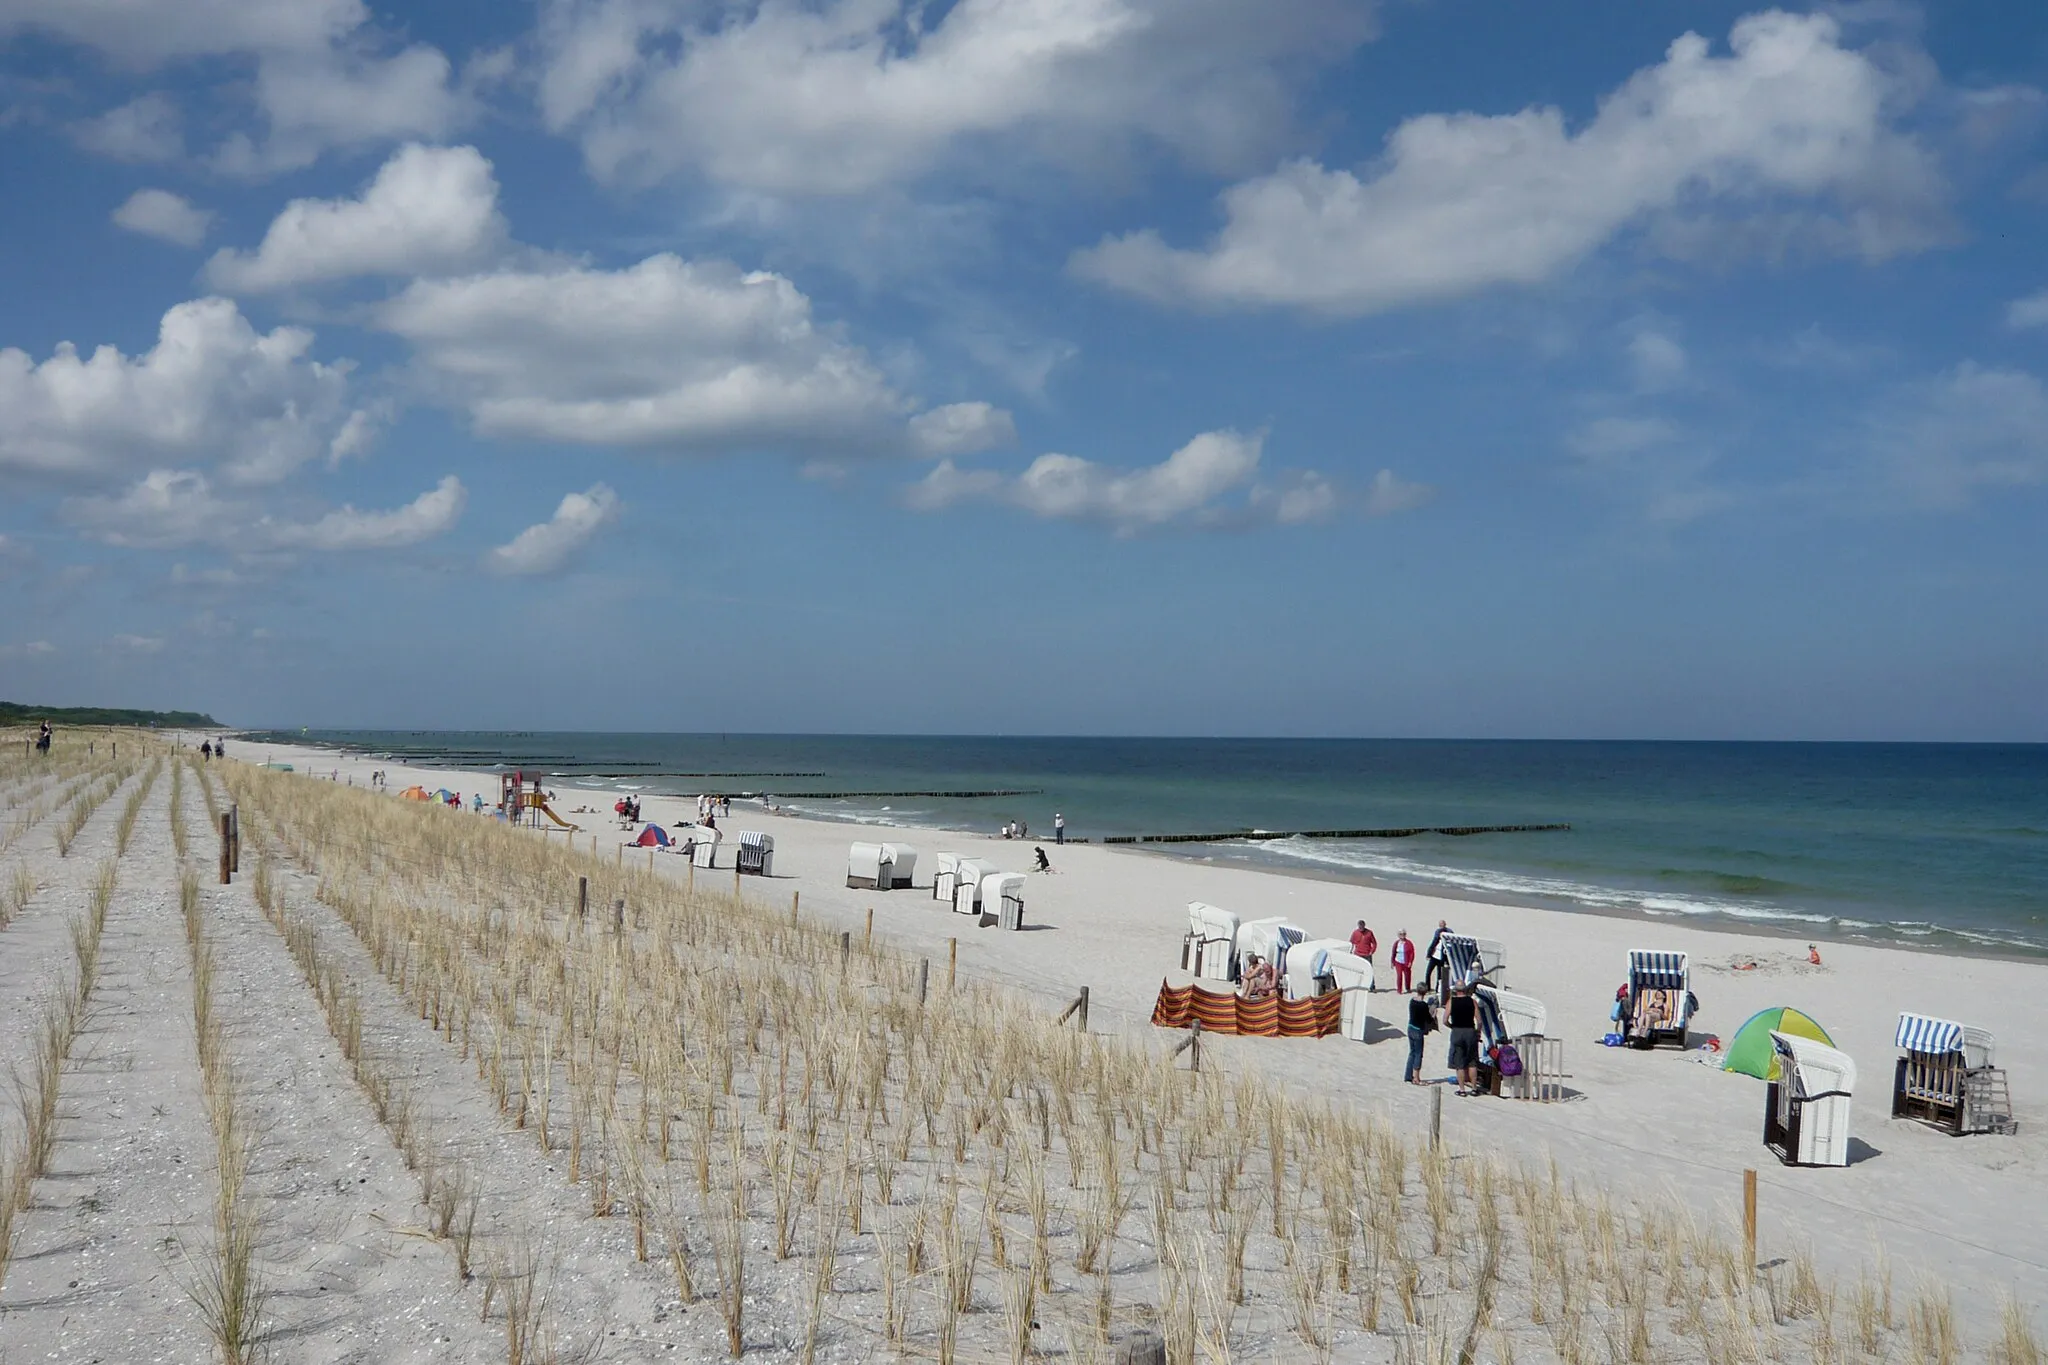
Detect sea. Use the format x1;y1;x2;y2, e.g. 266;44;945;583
246;732;2048;959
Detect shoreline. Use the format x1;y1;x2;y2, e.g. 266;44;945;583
240;731;2048;967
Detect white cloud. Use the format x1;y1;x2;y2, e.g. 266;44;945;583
377;253;1010;457
263;474;466;550
112;633;166;653
206;144;502;292
73;93;184;162
8;1;465;174
485;483;619;576
0;0;365;66
909;402;1017;457
1872;364;2048;508
64;468;466;552
1627;328;1688;390
0;297;356;485
1362;468;1435;517
538;0;1375;193
904;428;1366;533
1075;11;1949;314
112;188;214;246
216;45;470;176
2008;289;2048;330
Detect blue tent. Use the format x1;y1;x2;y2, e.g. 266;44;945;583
634;823;671;847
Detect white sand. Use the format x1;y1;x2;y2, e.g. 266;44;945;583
237;737;2048;1327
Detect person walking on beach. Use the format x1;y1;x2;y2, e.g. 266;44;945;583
1350;920;1377;968
1405;986;1436;1084
1391;930;1415;994
1423;919;1451;991
1446;985;1482;1095
1054;813;1065;844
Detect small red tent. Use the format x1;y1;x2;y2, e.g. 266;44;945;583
634;823;671;848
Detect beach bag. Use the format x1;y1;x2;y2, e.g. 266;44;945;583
1495;1043;1523;1077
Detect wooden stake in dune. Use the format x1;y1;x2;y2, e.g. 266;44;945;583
790;890;799;924
228;803;241;872
948;937;958;989
1744;1168;1758;1270
578;876;588;921
1056;987;1091;1032
1171;1019;1203;1073
865;907;873;944
218;811;233;885
918;959;930;1005
840;931;850;972
1430;1085;1443;1151
614;898;625;936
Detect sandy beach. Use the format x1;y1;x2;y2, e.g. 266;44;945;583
239;736;2048;1330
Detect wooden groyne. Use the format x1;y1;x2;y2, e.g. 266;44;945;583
1089;823;1570;846
757;789;1044;800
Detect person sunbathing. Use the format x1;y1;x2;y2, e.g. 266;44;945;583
1241;955;1278;1001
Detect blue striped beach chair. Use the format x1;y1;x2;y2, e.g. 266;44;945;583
1624;950;1694;1049
1891;1012;2013;1135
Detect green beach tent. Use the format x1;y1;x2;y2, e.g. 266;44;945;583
1722;1006;1832;1080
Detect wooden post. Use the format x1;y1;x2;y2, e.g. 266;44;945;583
1430;1085;1443;1150
687;861;694;893
918;959;930;1005
613;898;625;936
228;804;240;872
1077;985;1089;1033
865;907;873;944
616;842;623;867
1116;1329;1166;1365
1189;1019;1202;1073
648;845;655;871
1743;1169;1758;1269
219;812;233;885
790;890;799;925
840;931;851;970
577;876;588;921
948;937;958;989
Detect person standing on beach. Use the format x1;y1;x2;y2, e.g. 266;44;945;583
1423;919;1451;991
1350;920;1377;964
1054;813;1065;844
1405;987;1436;1084
1391;930;1415;994
1446;986;1482;1095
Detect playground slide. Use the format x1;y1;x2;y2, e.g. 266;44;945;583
532;799;580;830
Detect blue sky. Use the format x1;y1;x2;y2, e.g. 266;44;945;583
1;0;2045;739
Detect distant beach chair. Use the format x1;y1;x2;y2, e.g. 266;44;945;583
881;843;918;890
846;841;888;889
1478;985;1562;1101
1435;933;1506;1002
1624;950;1695;1049
690;827;722;869
932;852;960;902
1891;1013;2014;1136
952;859;990;916
1183;902;1242;981
1281;938;1353;1002
736;831;774;877
1765;1031;1856;1167
982;872;1026;930
1236;918;1306;978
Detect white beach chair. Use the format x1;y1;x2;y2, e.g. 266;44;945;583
691;827;722;869
1282;938;1353;1001
1766;1032;1856;1167
881;843;918;890
1184;902;1241;979
736;831;774;877
1236;918;1306;978
983;872;1026;930
932;852;960;902
951;858;989;915
846;841;887;889
1315;948;1375;1042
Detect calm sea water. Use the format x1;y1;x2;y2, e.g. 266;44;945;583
249;732;2048;957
